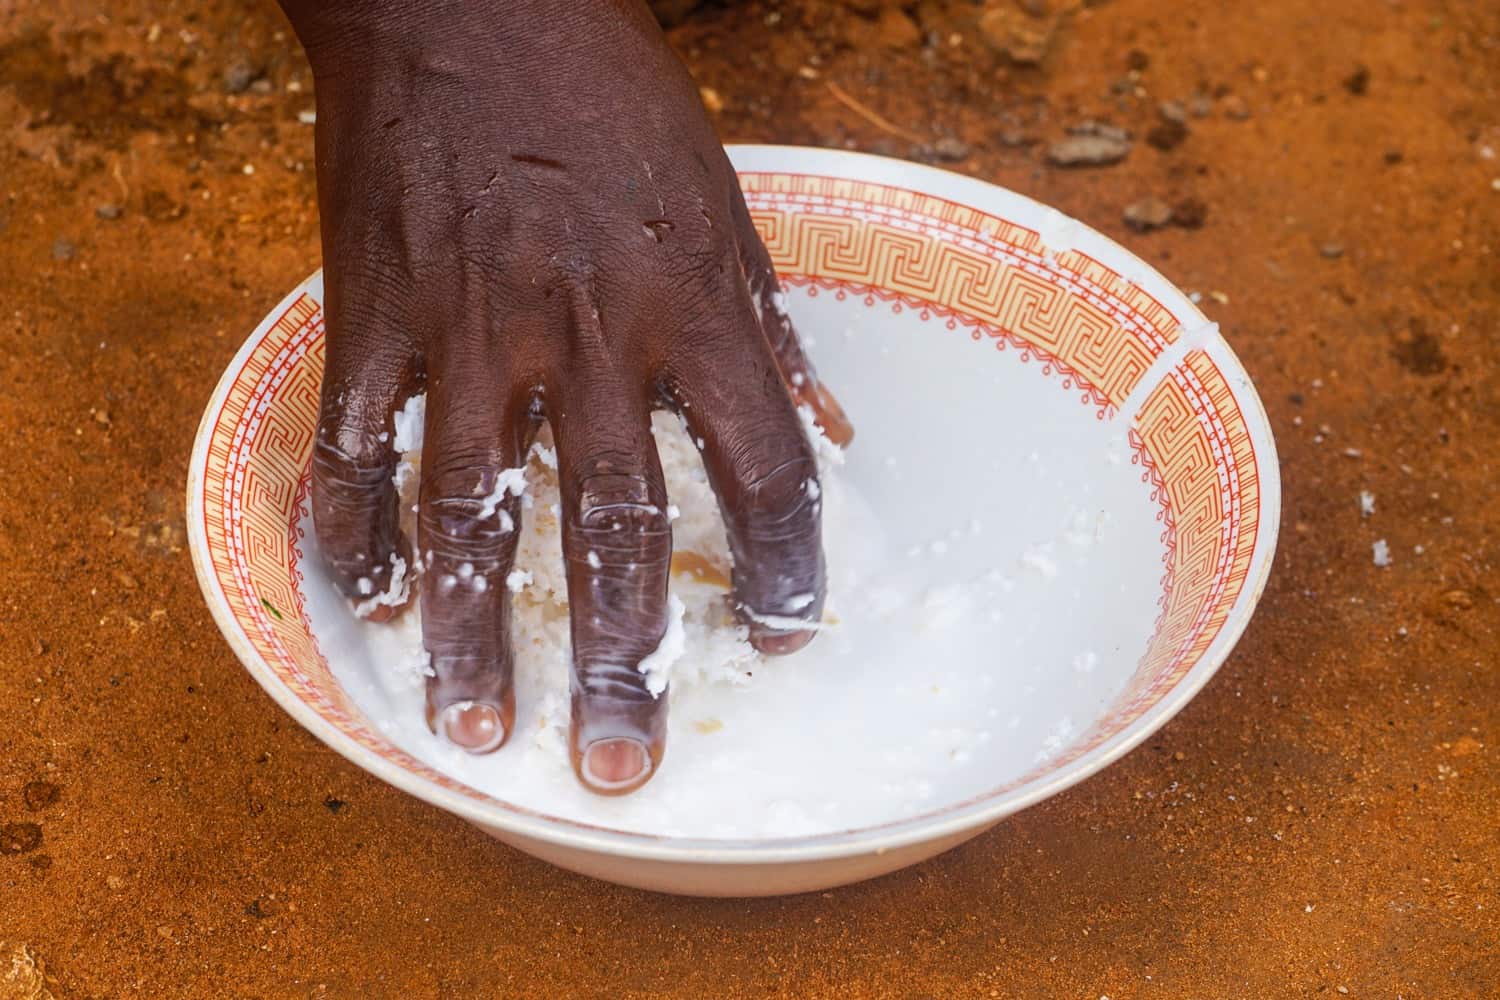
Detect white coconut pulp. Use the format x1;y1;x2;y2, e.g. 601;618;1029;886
301;291;1163;838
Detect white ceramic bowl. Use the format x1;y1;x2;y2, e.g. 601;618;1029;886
188;145;1279;896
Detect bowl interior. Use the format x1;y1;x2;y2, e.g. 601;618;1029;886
189;146;1278;857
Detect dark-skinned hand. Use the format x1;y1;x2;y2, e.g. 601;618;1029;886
278;0;853;794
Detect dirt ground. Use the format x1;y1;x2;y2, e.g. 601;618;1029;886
2;0;1498;996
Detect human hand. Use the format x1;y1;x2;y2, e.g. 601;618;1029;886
282;0;852;793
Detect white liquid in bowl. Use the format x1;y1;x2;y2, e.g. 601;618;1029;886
302;290;1164;839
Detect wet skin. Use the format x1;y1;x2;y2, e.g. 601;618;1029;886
279;0;853;793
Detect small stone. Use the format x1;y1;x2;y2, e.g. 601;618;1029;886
931;136;971;162
1220;94;1251;120
1048;134;1130;166
23;781;59;811
873;7;922;48
0;942;47;994
93;408;111;426
51;239;76;261
296;109;317;125
156;925;174;939
1158;100;1187;125
1048;122;1131;167
95;203;122;221
107;874;126;890
698;87;723;113
1172;197;1209;229
1071;120;1131;143
1146;120;1189;152
114;570;139;590
248;78;274;95
1442;590;1473;610
1343;65;1369;96
978;7;1055;65
0;822;43;855
1123;196;1174;231
1451;736;1483;757
223;57;259;94
1320;243;1345;259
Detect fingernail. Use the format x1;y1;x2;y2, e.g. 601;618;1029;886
748;624;816;656
437;701;507;754
805;382;854;447
581;738;651;792
361;603;402;624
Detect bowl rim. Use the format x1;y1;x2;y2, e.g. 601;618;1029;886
188;143;1281;865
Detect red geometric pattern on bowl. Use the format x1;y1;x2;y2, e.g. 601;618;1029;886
742;173;1180;411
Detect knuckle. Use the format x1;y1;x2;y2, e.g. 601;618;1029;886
574;471;670;532
726;446;825;615
571;660;655;704
311;438;391;505
310;420;402;581
424;642;493;670
566;469;672;665
568;550;670;631
569;471;673;573
421;509;516;566
739;451;821;545
313;408;393;481
419;465;521;566
426;649;509;695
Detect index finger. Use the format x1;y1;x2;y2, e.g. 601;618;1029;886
668;299;825;656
